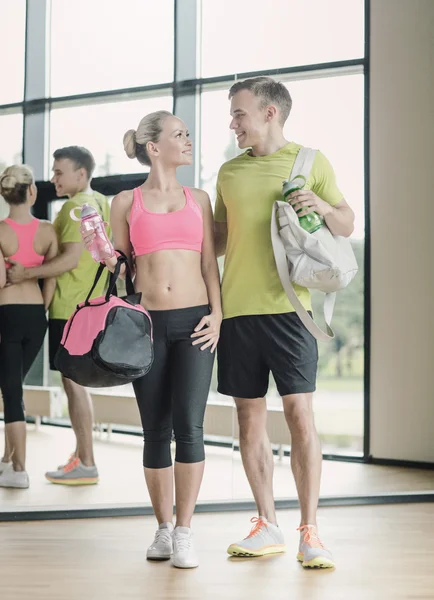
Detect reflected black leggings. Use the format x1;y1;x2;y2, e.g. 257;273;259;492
133;305;215;469
0;305;47;423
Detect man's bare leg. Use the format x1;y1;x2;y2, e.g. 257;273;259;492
235;397;277;523
282;392;321;527
62;375;95;467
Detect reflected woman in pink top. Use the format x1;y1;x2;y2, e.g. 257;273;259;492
82;111;222;568
0;165;58;489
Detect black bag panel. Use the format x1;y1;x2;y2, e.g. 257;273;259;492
54;306;154;387
54;346;145;388
95;306;153;373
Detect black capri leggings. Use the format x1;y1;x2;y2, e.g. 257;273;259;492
133;305;215;469
0;304;47;424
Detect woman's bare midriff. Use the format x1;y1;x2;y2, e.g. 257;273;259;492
134;250;208;310
0;280;44;306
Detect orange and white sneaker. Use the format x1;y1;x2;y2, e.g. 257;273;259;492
227;516;286;557
45;457;99;486
297;524;335;568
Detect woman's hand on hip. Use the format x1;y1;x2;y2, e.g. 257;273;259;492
191;311;222;353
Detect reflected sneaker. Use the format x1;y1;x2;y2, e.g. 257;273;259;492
0;464;29;489
227;517;286;557
147;522;174;561
297;524;335;568
45;457;99;485
172;526;199;569
57;453;76;470
0;459;12;474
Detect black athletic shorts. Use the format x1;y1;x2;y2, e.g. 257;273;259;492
217;312;318;398
48;319;68;371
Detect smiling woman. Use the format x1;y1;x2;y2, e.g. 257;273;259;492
76;109;222;568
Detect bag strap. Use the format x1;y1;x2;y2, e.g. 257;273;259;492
105;250;135;300
270;201;335;341
84;251;135;305
85;263;107;304
289;146;317;182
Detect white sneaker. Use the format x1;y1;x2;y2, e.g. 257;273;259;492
146;522;174;561
0;459;11;474
0;464;29;488
172;526;199;569
227;516;286;557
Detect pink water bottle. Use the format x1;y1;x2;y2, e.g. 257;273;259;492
70;203;114;262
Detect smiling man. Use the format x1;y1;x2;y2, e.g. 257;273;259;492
214;77;354;568
7;146;111;485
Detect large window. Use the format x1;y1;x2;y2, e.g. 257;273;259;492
201;0;364;77
199;88;242;199
0;0;368;516
49;94;173;177
283;74;365;236
0;113;23;170
0;0;26;105
49;0;174;97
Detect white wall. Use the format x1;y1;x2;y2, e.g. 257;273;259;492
370;0;434;461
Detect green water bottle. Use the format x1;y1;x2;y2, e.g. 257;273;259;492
282;175;323;234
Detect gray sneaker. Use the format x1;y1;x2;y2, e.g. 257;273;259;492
297;525;335;568
45;458;99;486
147;522;174;561
57;453;76;470
227;516;286;557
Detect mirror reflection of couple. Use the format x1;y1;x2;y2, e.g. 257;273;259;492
0;76;355;569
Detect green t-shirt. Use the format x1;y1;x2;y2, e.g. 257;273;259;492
49;191;111;320
214;142;344;320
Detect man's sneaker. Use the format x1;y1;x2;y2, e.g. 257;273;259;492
0;464;29;488
0;459;11;474
45;457;99;486
172;526;199;568
297;525;335;568
227;517;286;557
57;453;76;470
146;522;174;561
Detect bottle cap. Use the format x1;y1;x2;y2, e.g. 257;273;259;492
80;203;99;219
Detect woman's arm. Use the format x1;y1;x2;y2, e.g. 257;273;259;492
198;190;222;316
41;223;59;310
190;189;222;352
104;191;134;279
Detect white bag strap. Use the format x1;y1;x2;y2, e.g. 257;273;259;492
270;201;335;341
290;146;317;182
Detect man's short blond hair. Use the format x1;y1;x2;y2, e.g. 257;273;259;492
229;76;292;125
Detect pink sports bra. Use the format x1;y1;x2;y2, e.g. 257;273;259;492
3;218;45;269
129;186;203;256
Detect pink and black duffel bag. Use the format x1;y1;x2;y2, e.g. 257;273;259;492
54;254;153;387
